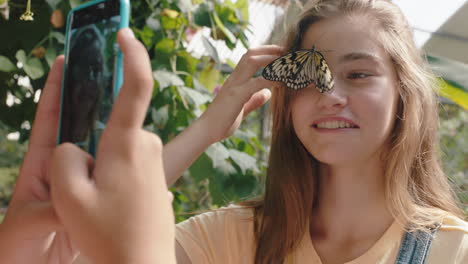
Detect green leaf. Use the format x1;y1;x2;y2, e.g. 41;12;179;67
153;70;184;90
193;78;208;92
226;58;237;69
239;32;250;49
189;153;213;183
212;11;236;44
0;56;16;72
15;50;26;64
50;32;65;44
155;38;175;54
209;171;226;205
206;143;236;174
225;39;236;50
45;48;56;68
201;36;220;64
23;58;44;80
136;26;155;48
198;62;220;91
234;0;249;21
233;129;255;142
215;161;237;176
194;2;213;27
228;149;259;174
223;8;240;25
161;16;182;30
177;86;211;107
176;51;198;74
228;174;257;198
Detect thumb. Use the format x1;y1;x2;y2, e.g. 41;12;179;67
243;88;271;118
50;143;96;224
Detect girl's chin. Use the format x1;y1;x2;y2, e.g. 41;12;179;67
311;152;366;167
311;149;383;168
315;159;357;167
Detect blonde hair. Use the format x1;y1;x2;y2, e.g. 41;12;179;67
241;0;465;263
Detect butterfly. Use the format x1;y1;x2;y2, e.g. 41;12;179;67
262;46;335;93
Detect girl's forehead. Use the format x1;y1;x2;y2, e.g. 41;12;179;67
300;16;389;63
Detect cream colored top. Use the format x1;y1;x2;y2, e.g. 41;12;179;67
176;206;468;264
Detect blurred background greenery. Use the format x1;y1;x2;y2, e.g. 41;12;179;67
0;0;466;223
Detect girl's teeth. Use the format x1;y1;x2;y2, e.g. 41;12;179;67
317;121;354;129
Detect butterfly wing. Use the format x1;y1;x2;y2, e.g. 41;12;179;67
313;51;334;93
290;50;318;90
262;50;315;90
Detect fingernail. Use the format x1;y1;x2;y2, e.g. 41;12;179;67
122;28;135;39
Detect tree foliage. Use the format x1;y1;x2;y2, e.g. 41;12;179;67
0;0;265;222
439;104;468;213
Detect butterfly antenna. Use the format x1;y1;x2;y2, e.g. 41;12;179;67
311;31;334;53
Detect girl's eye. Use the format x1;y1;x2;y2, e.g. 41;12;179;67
347;72;370;79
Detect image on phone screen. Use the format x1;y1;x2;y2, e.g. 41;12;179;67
59;1;122;156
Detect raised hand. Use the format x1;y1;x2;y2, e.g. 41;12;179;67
0;56;79;263
49;28;175;264
163;45;283;185
200;45;283;143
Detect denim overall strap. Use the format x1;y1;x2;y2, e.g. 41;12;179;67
394;224;441;264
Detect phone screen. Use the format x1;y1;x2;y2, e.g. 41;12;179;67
59;1;121;156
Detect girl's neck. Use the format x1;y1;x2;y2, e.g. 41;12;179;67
310;158;393;241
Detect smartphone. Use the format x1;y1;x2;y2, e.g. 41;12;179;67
58;0;130;156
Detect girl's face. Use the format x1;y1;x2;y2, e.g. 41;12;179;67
291;15;399;167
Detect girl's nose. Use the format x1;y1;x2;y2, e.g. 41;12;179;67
315;83;348;110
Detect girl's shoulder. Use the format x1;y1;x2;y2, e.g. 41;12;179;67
177;204;255;228
427;215;468;264
175;203;256;245
175;205;256;263
439;214;468;233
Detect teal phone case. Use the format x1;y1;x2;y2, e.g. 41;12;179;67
57;0;130;156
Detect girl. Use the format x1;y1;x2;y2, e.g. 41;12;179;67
163;0;468;263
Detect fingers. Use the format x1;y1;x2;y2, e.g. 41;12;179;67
223;45;283;87
212;76;274;122
28;56;64;152
244;77;278;100
242;54;282;74
14;56;64;201
107;28;154;131
48;144;98;261
50;143;96;218
243;88;271;117
242;45;284;56
228;54;282;86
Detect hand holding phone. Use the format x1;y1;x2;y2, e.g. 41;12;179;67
50;28;176;264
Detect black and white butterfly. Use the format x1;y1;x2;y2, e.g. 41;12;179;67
262;46;334;93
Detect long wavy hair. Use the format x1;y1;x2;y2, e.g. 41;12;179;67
240;0;465;263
